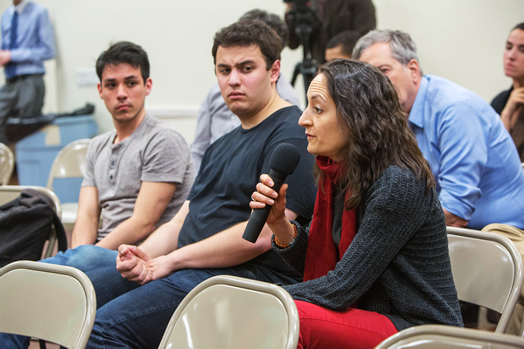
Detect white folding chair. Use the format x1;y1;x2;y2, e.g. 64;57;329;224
0;143;14;185
375;324;524;348
0;261;96;349
158;275;300;349
47;139;90;231
446;226;523;334
377;228;524;348
0;185;62;258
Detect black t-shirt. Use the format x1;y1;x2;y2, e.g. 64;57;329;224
491;86;512;114
178;106;317;281
491;86;524;162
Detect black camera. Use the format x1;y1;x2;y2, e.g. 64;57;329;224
284;0;321;103
284;0;320;51
284;0;310;9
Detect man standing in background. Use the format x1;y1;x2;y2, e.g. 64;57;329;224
0;0;55;144
286;0;375;65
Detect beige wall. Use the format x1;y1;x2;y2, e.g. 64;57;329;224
1;0;522;144
374;0;523;107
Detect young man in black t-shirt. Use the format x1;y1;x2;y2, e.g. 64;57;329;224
84;20;317;348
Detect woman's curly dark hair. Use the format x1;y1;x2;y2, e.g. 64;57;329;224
315;59;435;209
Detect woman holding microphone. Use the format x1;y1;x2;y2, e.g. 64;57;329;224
250;59;463;348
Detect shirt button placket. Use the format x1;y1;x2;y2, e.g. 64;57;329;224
109;150;117;183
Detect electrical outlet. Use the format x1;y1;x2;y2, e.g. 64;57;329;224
76;67;99;87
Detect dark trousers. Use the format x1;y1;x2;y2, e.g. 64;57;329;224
0;74;45;144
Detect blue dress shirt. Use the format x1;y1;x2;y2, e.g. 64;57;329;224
409;75;524;229
1;0;55;79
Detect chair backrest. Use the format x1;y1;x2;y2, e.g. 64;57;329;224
47;139;90;190
376;324;524;348
0;261;96;349
0;185;62;258
447;226;523;333
158;275;300;349
0;143;14;185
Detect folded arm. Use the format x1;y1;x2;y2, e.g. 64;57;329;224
436;103;487;223
163;207;297;270
500;85;524;132
95;181;177;250
443;209;468;227
117;197;297;284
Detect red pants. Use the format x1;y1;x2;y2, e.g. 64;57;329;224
295;300;398;349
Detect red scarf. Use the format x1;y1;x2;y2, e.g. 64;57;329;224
303;156;357;282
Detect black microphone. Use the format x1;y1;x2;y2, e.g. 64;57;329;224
243;143;301;243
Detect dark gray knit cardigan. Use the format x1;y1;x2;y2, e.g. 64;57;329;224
275;165;464;331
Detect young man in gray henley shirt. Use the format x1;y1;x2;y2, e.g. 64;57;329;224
47;41;194;261
71;41;194;250
0;40;195;348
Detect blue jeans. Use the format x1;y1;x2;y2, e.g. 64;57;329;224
0;245;119;348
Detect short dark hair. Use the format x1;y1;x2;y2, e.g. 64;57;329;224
240;9;288;51
316;59;434;209
96;41;150;83
513;22;524;31
326;30;362;58
212;19;282;70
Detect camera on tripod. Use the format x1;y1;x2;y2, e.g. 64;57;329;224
284;0;321;104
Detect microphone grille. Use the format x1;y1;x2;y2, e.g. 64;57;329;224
269;143;301;175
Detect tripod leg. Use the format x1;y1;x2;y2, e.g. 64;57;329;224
291;63;301;87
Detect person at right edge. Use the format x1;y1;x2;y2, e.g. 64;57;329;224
251;59;463;348
492;22;524;161
489;22;524;334
285;0;376;65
